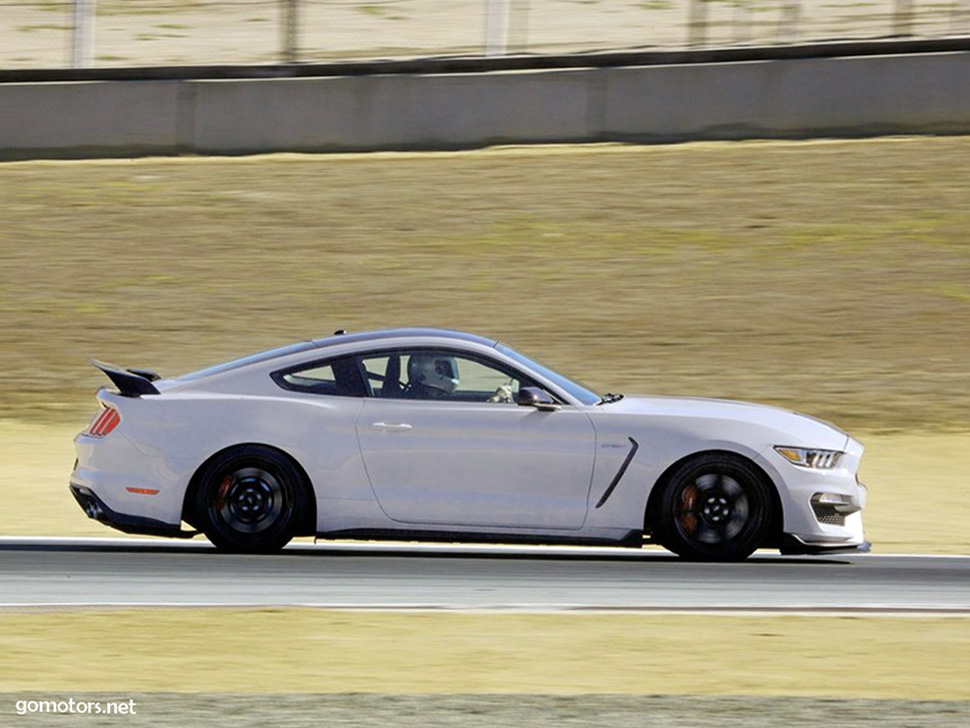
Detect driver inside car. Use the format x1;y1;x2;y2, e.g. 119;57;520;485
487;382;515;403
404;353;517;403
405;353;460;400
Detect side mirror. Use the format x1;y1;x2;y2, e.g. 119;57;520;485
517;386;560;412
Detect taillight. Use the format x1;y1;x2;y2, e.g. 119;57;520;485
87;407;120;438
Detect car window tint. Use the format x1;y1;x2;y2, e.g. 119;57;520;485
273;356;365;397
495;343;600;405
360;355;404;398
361;350;529;404
283;364;337;387
453;357;520;401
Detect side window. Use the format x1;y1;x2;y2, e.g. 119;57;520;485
360;350;532;403
359;355;399;398
273;356;365;397
452;357;521;403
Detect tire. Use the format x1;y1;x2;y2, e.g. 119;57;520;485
654;453;774;561
195;445;308;553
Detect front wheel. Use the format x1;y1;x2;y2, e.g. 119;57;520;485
195;446;308;553
654;453;774;561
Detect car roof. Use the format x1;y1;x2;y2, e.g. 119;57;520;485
311;327;498;349
176;328;497;382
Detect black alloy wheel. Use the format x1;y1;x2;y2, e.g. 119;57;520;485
655;453;774;561
196;445;308;553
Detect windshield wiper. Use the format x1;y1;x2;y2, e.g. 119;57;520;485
599;392;624;404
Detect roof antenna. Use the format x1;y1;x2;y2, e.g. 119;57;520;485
333;329;348;335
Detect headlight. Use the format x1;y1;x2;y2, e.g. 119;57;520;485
774;446;843;469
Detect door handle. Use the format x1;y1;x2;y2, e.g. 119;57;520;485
371;422;413;431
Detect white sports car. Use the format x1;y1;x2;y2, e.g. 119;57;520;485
70;328;868;560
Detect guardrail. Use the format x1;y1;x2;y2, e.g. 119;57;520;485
1;42;969;160
2;35;970;83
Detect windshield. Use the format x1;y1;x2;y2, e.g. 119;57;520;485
495;343;602;406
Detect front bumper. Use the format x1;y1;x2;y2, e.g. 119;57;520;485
69;484;197;539
758;437;869;552
780;533;872;555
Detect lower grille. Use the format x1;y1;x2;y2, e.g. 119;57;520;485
812;502;846;526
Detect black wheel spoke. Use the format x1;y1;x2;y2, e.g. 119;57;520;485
217;468;286;535
196;446;308;553
659;454;773;561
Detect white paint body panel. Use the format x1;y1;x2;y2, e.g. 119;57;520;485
357;399;595;529
71;329;867;551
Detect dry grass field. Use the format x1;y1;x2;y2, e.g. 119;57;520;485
1;609;968;698
3;136;970;547
1;137;969;550
2;138;969;431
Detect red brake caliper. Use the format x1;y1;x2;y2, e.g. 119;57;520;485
680;484;698;535
214;475;232;511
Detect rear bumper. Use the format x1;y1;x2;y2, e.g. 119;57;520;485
69;484;197;539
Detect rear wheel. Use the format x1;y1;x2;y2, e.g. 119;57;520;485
195;446;308;553
654;453;773;561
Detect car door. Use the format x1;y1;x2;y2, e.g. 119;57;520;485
354;349;596;530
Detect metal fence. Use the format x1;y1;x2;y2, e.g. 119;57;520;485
2;0;969;69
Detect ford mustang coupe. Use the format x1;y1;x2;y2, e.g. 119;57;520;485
70;328;868;560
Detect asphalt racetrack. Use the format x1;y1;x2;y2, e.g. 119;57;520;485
1;538;967;613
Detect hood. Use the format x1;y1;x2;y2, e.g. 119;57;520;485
599;394;849;450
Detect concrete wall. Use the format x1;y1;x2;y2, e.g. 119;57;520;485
2;51;970;159
0;81;184;157
604;52;970;140
190;71;596;153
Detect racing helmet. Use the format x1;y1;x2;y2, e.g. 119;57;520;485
407;353;459;394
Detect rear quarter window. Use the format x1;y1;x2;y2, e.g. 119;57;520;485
271;357;365;397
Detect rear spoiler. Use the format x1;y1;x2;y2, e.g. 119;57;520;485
91;359;161;396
